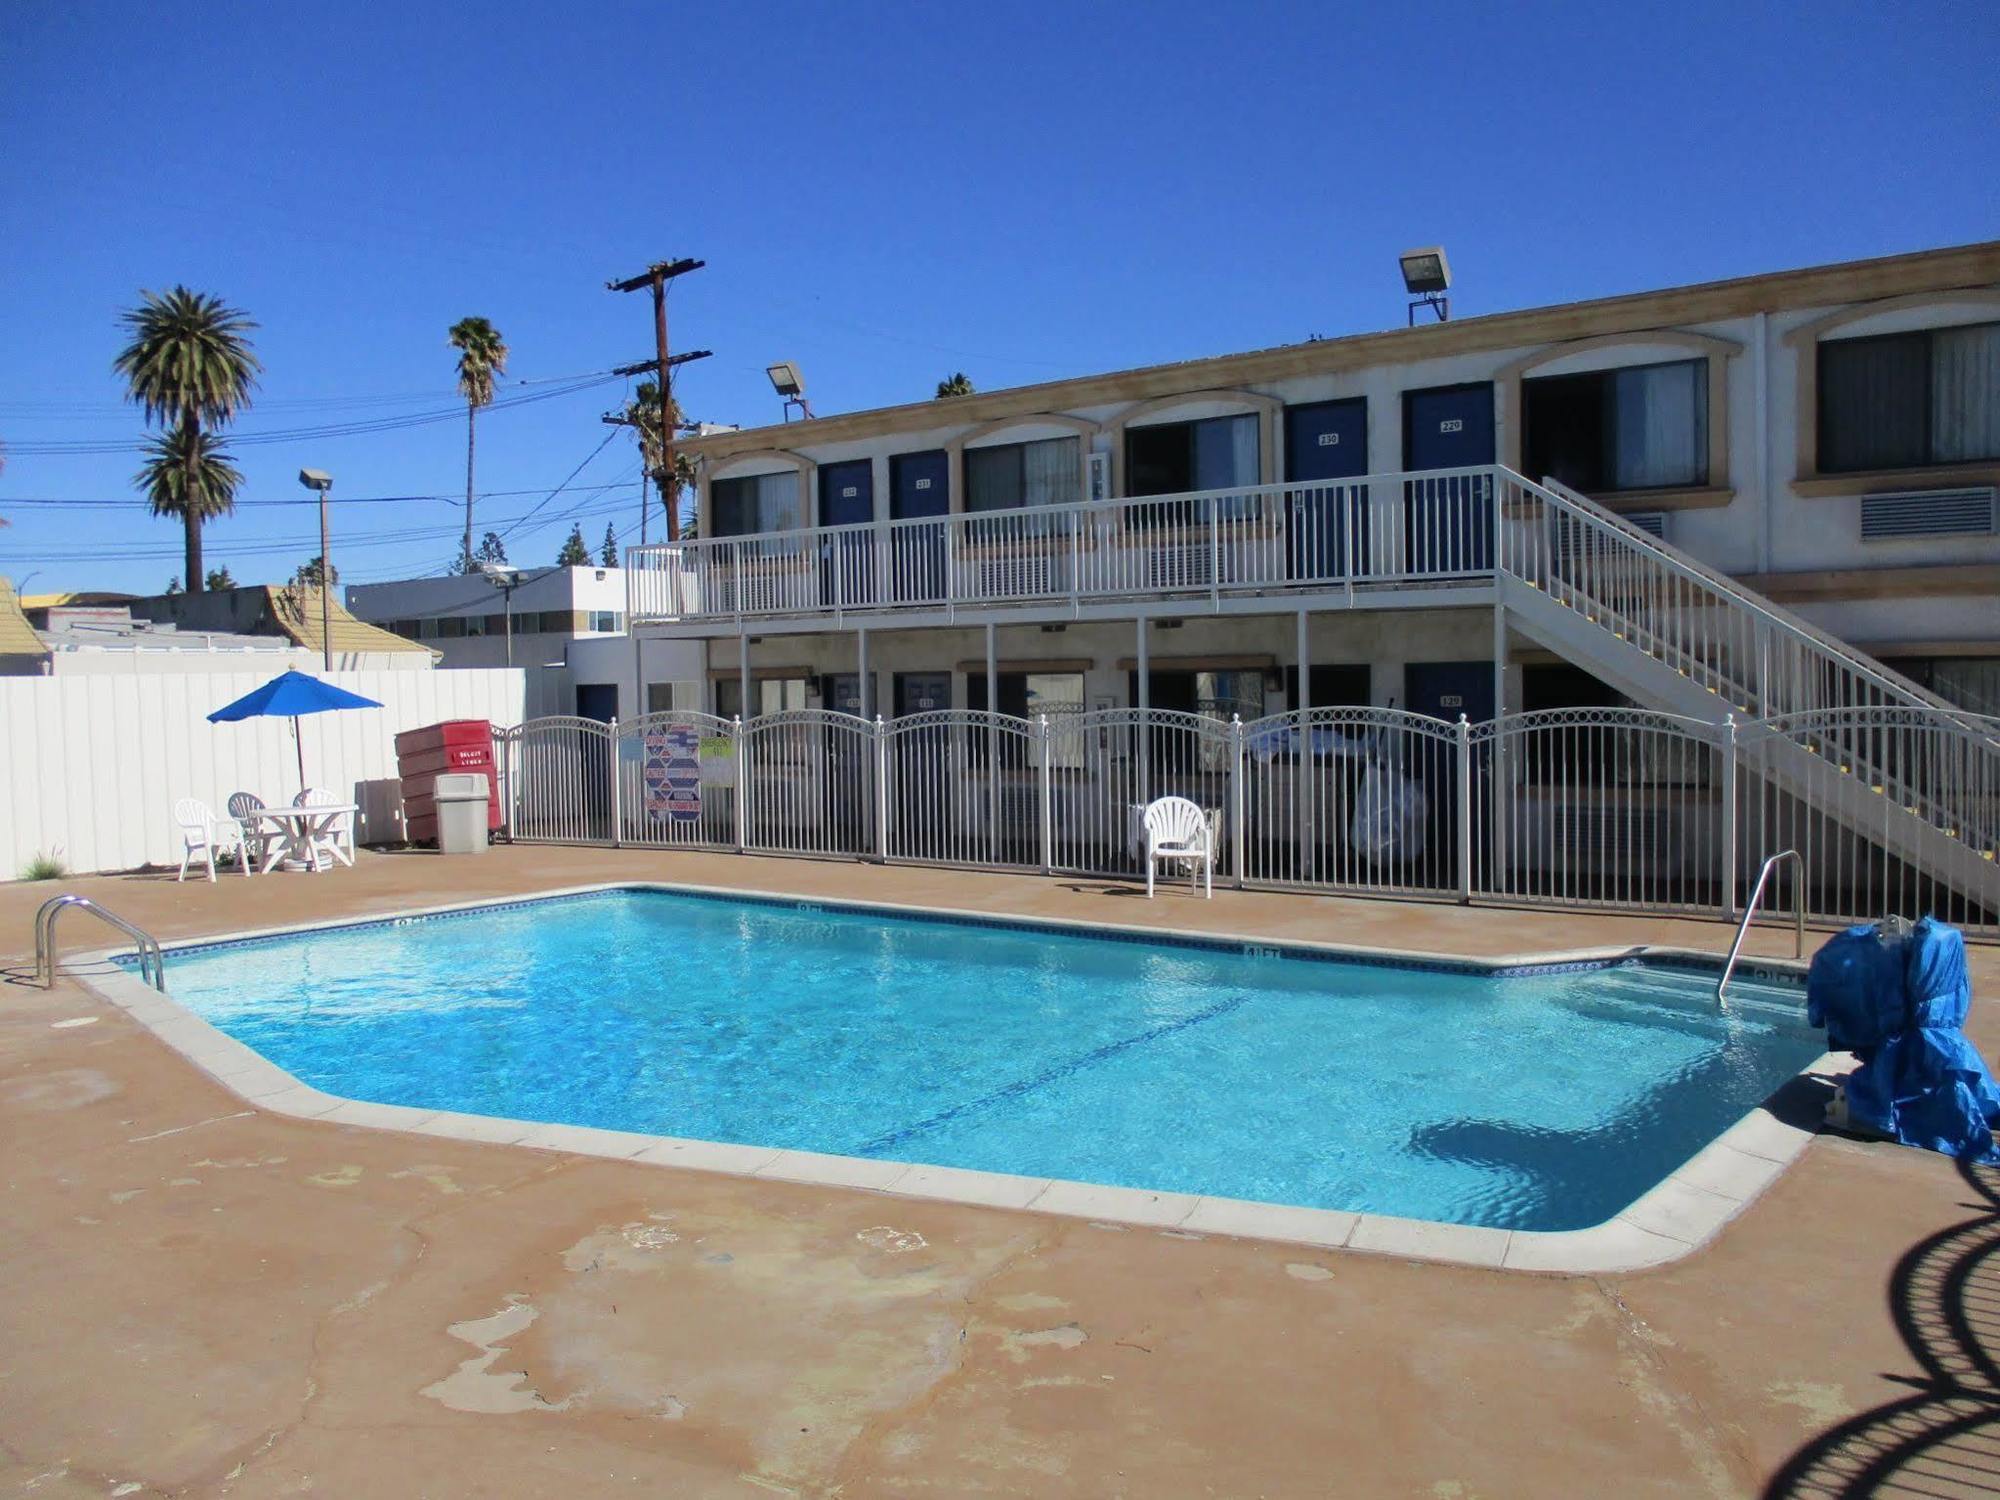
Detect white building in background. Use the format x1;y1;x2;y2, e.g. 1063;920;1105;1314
347;565;702;722
627;239;2000;724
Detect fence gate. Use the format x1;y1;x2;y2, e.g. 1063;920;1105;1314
882;710;1040;868
1473;709;1724;915
1045;709;1234;878
613;711;738;851
740;710;874;858
1239;707;1462;897
507;716;614;843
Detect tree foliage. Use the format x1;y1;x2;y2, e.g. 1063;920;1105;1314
292;554;338;589
556;524;590;566
600;523;620;568
114;286;259;592
934;372;975;398
204;566;235;591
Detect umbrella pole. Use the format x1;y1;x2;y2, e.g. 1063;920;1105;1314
295;717;306;796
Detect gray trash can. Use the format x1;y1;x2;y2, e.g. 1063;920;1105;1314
434;772;491;855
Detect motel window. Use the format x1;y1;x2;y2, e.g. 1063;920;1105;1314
710;471;804;536
463;614;488;637
965;670;1087;720
1125;414;1260;497
964;437;1080;512
715;676;807;720
1522;358;1708;493
1818;322;2000;473
645;681;701;714
587;610;621;633
435;616;466;639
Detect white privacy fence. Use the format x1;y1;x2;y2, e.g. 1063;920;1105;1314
500;704;2000;939
0;669;525;876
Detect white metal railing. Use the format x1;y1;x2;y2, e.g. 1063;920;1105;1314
1717;850;1805;1007
34;894;166;991
498;705;2000;940
1497;474;2000;855
624;466;1503;624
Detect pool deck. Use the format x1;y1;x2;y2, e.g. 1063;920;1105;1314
5;847;1999;1498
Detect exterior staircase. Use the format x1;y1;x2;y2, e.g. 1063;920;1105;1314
1492;472;2000;915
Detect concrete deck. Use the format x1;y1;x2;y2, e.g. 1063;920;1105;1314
5;847;1998;1497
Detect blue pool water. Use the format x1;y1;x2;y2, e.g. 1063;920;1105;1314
152;888;1822;1231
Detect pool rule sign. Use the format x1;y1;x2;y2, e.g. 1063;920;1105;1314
644;726;703;823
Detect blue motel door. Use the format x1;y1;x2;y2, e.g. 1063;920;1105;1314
1403;383;1496;575
888;450;950;603
818;460;875;607
1284;398;1369;580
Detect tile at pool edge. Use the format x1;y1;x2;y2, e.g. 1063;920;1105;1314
253;1085;345;1119
1346;1215;1511;1268
1504;1218;1687;1273
1618;1175;1739;1245
1670;1143;1789;1204
631;1138;784;1176
512;1122;667;1160
318;1098;439;1132
1715;1108;1818;1164
407;1111;537;1146
755;1149;913;1192
889;1163;1054;1210
1028;1180;1202;1229
1181;1197;1359;1249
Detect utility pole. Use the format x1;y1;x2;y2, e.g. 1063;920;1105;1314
607;258;710;542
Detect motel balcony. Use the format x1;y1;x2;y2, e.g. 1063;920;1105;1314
626;465;1530;636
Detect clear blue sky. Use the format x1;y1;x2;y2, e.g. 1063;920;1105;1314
2;0;1994;596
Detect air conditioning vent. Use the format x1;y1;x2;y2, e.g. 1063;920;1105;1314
1860;487;1997;541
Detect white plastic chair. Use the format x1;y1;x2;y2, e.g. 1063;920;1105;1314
226;791;278;877
1142;795;1213;899
294;787;354;871
173;798;236;884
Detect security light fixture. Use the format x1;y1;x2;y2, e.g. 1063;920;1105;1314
298;468;333;491
766;361;813;422
296;470;335;669
1400;246;1452;325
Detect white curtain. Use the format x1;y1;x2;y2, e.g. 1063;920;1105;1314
1611;360;1705;489
1022;437;1080;507
1933;322;2000;464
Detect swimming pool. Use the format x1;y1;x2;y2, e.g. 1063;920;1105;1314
147;887;1821;1234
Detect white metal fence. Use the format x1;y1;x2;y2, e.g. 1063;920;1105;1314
499;704;2000;939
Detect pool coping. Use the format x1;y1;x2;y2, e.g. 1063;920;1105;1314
61;879;1849;1277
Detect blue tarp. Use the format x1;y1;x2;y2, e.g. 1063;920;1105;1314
1805;918;2000;1163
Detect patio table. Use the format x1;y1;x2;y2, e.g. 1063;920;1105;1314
240;802;358;874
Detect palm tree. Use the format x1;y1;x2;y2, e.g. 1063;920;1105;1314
134;424;244;581
114;287;260;591
935;371;975;398
618;380;698;542
448;316;509;567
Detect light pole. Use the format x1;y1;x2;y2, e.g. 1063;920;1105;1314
481;563;523;668
298;469;334;672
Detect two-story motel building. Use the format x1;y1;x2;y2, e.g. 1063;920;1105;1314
626;241;2000;734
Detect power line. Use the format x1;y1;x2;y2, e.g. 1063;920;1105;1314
0;367;627;419
495;431;621;541
0;484;636;516
0;373;624;456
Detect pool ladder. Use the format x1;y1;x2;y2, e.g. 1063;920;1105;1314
33;895;166;992
1715;851;1804;1009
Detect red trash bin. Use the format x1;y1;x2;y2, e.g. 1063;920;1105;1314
395;720;500;844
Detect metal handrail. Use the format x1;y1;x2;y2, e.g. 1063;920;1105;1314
33;895;166;992
1716;850;1804;1007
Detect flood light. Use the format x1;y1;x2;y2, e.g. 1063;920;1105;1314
765;362;805;398
1398;247;1451;295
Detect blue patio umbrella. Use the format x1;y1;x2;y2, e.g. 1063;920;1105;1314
207;669;384;792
